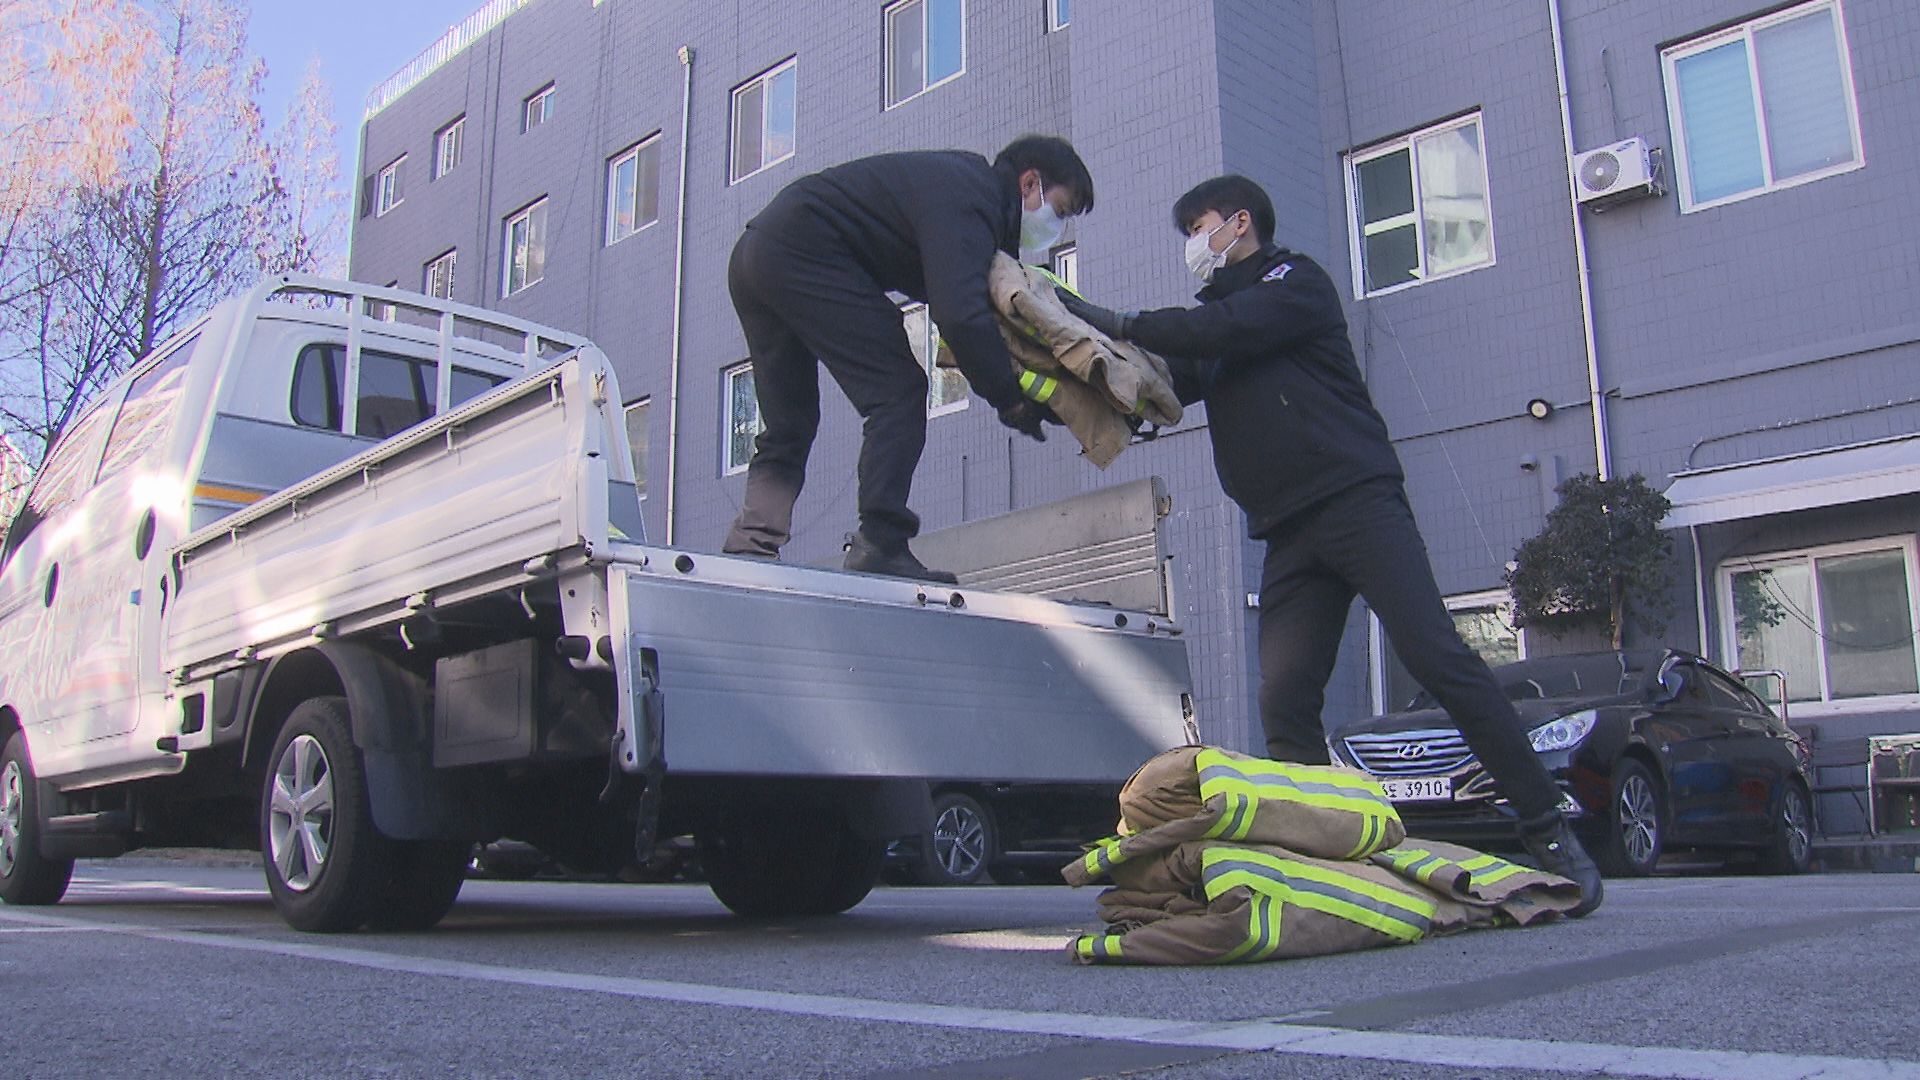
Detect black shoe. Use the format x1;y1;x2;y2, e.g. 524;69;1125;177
842;533;959;585
1519;816;1604;918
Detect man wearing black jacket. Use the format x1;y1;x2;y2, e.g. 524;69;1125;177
1060;175;1602;916
720;136;1090;583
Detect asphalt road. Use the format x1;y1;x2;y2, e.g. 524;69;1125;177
1;860;1917;1079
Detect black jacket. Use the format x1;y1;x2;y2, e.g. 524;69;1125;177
748;150;1023;409
1127;245;1403;537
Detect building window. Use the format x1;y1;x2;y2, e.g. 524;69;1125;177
624;398;650;498
730;58;797;183
1344;113;1493;297
502;199;548;297
375;156;406;216
1720;538;1919;708
606;135;662;245
901;303;969;417
423;250;456;300
523;84;555;133
1370;591;1525;714
1049;244;1078;289
434;117;465;179
885;0;964;108
1048;0;1069;31
1662;0;1862;212
723;363;762;475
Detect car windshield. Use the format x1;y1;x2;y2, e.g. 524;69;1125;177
1407;652;1654;709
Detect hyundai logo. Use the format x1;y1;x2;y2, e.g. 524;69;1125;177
1397;743;1429;760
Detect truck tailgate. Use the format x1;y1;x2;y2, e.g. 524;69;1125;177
610;548;1195;783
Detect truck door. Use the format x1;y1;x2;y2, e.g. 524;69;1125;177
49;338;196;749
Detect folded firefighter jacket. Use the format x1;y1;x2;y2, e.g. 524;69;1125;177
938;253;1184;467
1063;747;1582;965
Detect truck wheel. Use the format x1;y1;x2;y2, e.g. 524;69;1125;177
913;792;995;886
701;808;885;918
0;731;73;906
366;840;469;931
260;697;391;932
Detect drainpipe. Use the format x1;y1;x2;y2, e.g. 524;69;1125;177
665;45;695;544
1547;0;1613;481
1691;524;1710;654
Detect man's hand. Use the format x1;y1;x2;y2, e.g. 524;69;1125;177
1055;288;1134;340
997;398;1057;442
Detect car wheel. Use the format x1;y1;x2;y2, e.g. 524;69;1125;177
1756;781;1814;876
0;731;73;906
260;697;391;932
1594;759;1664;878
914;793;995;886
701;806;884;917
366;840;469;931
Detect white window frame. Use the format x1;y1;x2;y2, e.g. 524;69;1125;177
1342;112;1496;299
523;84;555;133
1715;535;1920;715
730;58;798;184
1049;244;1078;290
722;363;762;476
1368;589;1527;714
1662;0;1864;213
1047;0;1069;32
423;249;456;300
375;156;405;216
884;0;967;110
900;302;970;418
502;199;548;298
434;117;464;179
605;134;662;246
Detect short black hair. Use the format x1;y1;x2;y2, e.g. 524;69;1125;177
1172;175;1275;244
994;135;1095;214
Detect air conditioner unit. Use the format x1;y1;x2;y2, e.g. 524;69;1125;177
1572;137;1663;210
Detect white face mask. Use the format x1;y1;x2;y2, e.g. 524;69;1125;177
1184;217;1236;282
1019;195;1066;265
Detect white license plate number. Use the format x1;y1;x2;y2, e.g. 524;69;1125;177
1381;776;1453;803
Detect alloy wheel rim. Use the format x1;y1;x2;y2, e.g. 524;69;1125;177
932;805;985;879
0;759;21;877
268;734;335;892
1619;774;1659;867
1783;789;1812;866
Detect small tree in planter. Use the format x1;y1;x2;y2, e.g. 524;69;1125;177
1507;473;1674;650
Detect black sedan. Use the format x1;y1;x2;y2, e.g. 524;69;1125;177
1326;649;1814;876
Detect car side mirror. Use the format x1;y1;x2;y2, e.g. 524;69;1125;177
1649;670;1685;704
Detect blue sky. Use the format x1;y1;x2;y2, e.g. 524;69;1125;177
248;2;486;191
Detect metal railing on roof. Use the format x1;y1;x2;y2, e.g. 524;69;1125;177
364;0;535;120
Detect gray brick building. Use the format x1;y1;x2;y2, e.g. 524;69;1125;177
351;0;1920;812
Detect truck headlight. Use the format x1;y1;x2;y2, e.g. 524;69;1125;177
1529;710;1596;753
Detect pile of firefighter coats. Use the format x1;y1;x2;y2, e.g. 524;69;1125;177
938;253;1183;468
1061;747;1583;965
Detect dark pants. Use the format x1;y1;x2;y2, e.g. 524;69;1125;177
721;225;930;556
1256;479;1563;823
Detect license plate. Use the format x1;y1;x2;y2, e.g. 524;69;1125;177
1380;776;1453;803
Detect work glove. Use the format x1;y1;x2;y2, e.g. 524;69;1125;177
1055;287;1135;341
997;398;1058;442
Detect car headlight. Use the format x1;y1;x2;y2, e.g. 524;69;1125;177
1529;710;1597;753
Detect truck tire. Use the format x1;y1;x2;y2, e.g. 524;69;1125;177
260;696;391;932
913;792;995;886
366;839;469;931
700;808;885;918
0;731;73;906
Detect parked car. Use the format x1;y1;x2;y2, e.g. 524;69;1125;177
886;782;1121;885
1327;649;1814;876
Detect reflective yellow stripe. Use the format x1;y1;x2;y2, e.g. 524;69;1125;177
1018;370;1059;404
1201;774;1395;827
1458;853;1528;887
1202;847;1433;944
1203;792;1249;839
1075;933;1125;962
1035;266;1077;296
1081;836;1127;878
1218;891;1280;964
193;482;267;505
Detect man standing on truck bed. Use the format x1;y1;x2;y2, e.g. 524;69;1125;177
721;135;1091;584
1056;175;1604;917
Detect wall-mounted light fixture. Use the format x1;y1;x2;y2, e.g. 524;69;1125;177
1526;398;1555;421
